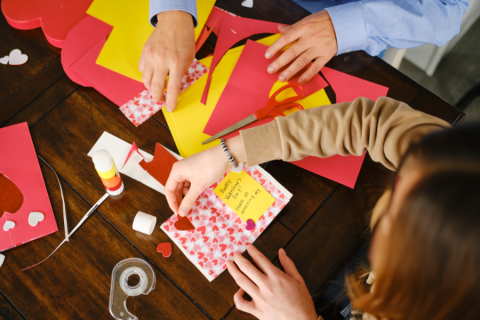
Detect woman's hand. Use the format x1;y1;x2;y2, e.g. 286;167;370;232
165;136;246;216
139;10;195;112
265;10;337;84
227;246;317;320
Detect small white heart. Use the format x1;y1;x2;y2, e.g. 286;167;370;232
8;49;28;66
241;0;253;8
28;211;45;227
0;254;4;267
3;220;15;231
0;56;8;65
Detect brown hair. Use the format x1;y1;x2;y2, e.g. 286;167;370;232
346;122;480;320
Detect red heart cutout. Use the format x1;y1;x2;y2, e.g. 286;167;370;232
174;215;195;231
157;242;172;258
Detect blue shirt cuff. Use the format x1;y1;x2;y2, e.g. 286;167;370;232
149;0;198;28
326;2;367;55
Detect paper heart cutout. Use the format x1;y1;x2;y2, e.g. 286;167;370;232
157;242;172;258
0;254;4;267
3;220;15;231
28;211;45;227
0;56;8;65
241;0;254;8
8;49;28;65
246;219;255;231
174;215;195;231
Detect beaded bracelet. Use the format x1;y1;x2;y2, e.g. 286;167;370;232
220;138;238;168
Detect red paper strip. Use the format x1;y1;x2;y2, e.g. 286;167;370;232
139;143;178;186
1;0;93;48
200;14;283;104
122;141;145;169
203;40;328;138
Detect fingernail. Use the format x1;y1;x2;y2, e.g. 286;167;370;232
267;65;275;73
280;248;286;256
180;207;189;216
167;107;173;113
265;51;272;59
279;73;286;82
298;77;306;84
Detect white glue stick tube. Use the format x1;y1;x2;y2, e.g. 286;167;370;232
92;150;124;196
132;212;157;235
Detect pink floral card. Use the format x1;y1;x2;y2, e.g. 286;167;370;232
161;165;292;281
120;59;209;127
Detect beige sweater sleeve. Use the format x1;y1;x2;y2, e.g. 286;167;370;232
239;97;450;171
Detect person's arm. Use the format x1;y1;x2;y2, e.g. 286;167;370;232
326;0;468;56
149;0;198;27
240;96;450;171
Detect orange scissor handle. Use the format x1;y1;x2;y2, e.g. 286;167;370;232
254;83;306;120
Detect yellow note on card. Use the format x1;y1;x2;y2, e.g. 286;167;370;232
214;170;275;223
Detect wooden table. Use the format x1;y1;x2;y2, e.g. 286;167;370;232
0;1;464;319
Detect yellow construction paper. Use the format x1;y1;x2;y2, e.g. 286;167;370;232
163;34;281;157
214;170;275;223
87;0;216;82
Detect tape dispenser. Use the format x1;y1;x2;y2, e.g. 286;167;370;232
109;258;156;320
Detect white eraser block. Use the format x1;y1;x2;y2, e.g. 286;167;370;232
132;211;157;235
0;254;5;267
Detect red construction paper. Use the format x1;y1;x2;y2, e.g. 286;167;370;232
0;123;58;252
157;242;172;258
203;40;328;137
200;14;283;104
321;67;389;103
0;174;24;216
62;16;145;105
174;215;195;231
205;7;237;36
1;0;93;47
139;143;178;186
122;142;145;169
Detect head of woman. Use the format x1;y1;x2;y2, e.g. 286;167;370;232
347;122;480;320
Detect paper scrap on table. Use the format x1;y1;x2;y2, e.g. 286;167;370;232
161;166;292;281
0;123;58;252
119;60;208;126
162;34;281;158
87;132;182;194
214;169;275;223
139;143;178;186
86;0;215;81
203;39;329;138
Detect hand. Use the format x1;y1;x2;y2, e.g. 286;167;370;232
165;136;246;216
265;10;337;84
139;10;195;112
227;246;317;320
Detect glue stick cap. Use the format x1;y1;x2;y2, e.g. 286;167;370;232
92;149;114;172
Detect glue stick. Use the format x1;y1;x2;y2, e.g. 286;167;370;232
92;150;124;195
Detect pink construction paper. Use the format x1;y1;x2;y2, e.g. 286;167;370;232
122;142;144;169
119;60;209;126
203;40;328;137
161;166;290;280
200;13;283;104
321;67;389;103
0;123;58;252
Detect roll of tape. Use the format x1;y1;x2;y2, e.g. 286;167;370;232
132;211;157;235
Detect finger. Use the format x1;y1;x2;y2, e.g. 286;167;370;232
183;181;191;196
165;69;183;112
279;248;304;284
233;253;267;286
298;55;331;85
227;260;260;300
277;47;316;82
234;288;259;316
141;62;154;91
277;24;292;34
150;67;168;102
265;26;302;61
178;185;204;216
138;51;146;73
165;174;184;215
247;245;278;276
175;181;184;206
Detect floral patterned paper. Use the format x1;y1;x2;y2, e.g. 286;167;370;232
120;59;209;127
161;166;291;281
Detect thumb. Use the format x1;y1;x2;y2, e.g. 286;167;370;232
178;185;204;217
278;24;292;34
279;249;304;284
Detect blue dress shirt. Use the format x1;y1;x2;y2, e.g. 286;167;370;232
149;0;468;56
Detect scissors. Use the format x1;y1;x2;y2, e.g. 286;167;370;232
202;83;305;145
